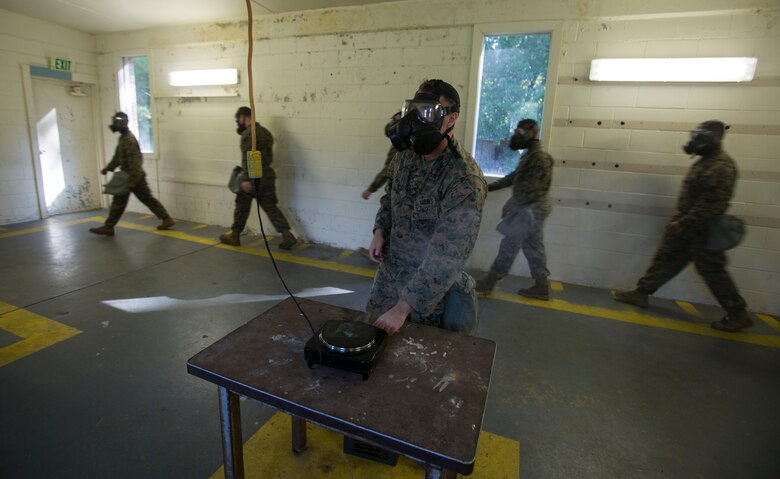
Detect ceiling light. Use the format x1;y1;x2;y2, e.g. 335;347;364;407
168;68;239;87
589;57;757;82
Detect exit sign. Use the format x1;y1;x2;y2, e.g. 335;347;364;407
50;57;74;73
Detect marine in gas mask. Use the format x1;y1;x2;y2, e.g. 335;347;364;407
613;120;752;332
474;119;555;299
365;80;487;335
89;112;174;236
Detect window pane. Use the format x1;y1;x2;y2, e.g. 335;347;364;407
118;55;154;153
474;33;551;176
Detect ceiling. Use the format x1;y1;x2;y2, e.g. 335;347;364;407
0;0;401;34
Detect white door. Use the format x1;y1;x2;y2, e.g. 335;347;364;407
32;78;100;215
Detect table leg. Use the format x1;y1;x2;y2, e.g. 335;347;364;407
218;387;244;479
424;465;457;479
291;415;308;454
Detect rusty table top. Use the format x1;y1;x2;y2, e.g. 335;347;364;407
187;298;496;474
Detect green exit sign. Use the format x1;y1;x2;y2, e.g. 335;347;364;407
50;58;74;73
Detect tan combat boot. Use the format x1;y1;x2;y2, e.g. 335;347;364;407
157;217;175;230
475;273;501;294
518;279;550;301
612;288;649;308
89;225;115;236
711;311;754;332
279;230;297;250
219;230;241;246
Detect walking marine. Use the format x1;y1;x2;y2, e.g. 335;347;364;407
90;112;174;236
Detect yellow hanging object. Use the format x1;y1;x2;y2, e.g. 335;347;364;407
247;150;263;178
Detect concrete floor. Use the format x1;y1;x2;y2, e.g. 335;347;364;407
1;210;778;478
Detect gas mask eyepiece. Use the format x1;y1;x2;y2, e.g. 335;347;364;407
109;112;128;133
683;128;717;156
385;92;456;155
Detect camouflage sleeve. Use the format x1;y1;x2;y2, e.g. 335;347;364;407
374;152;400;234
511;151;552;204
677;162;736;232
120;135;145;184
105;142;122;172
400;178;485;316
487;170;517;192
367;147;396;193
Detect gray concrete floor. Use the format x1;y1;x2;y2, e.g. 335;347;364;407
1;210;778;478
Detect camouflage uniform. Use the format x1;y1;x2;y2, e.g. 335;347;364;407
104;131;170;226
231;122;291;233
365;139;487;329
636;147;747;314
365;147;397;194
487;142;554;279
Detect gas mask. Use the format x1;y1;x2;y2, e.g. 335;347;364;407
108;113;128;134
385;92;456;155
235;118;247;135
683;128;718;156
509;128;533;151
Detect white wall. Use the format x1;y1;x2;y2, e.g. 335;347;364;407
93;0;780;313
0;8;98;224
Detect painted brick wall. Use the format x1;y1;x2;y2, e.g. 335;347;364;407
94;0;780;313
0;8;98;224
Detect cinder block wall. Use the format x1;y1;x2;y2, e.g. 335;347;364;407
0;9;98;224
93;0;780;314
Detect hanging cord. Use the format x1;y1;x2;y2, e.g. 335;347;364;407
245;0;318;342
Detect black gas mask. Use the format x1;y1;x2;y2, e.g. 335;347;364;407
235;118;247;135
683;128;718;156
509;121;538;151
108;112;128;134
385;92;456;155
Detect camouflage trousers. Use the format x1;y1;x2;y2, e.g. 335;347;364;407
105;178;170;226
489;208;550;280
637;231;747;314
232;177;291;233
365;260;477;334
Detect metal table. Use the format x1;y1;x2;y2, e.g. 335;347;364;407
187;298;496;478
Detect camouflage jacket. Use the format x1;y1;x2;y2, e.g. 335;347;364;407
674;147;738;233
372;138;487;319
239;122;276;181
105;131;145;184
366;147;397;193
487;142;553;213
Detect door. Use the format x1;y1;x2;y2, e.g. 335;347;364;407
32;78;100;215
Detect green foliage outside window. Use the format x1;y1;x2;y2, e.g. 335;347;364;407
475;33;551;176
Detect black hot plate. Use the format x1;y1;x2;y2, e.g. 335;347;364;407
304;320;388;379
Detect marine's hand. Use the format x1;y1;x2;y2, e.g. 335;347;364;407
373;299;411;334
368;229;384;263
100;168;108;175
241;181;254;193
361;189;372;200
665;221;682;235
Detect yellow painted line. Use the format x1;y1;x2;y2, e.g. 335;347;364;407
550;281;564;292
295;243;312;251
0;226;7;231
138;215;154;220
209;412;518;479
192;224;208;230
0;216;104;239
676;301;703;319
337;250;354;259
756;314;780;334
490;291;780;349
0;301;81;368
105;218;780;349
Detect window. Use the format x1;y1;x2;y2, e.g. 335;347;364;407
472;33;551;176
118;55;154;153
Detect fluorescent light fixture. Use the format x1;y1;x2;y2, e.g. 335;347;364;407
168;68;239;87
589;57;757;82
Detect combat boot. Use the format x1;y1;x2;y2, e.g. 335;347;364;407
711;311;754;332
219;230;241;246
518;279;550;301
475;273;501;294
612;288;649;308
157;217;175;230
89;225;115;236
279;230;297;250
